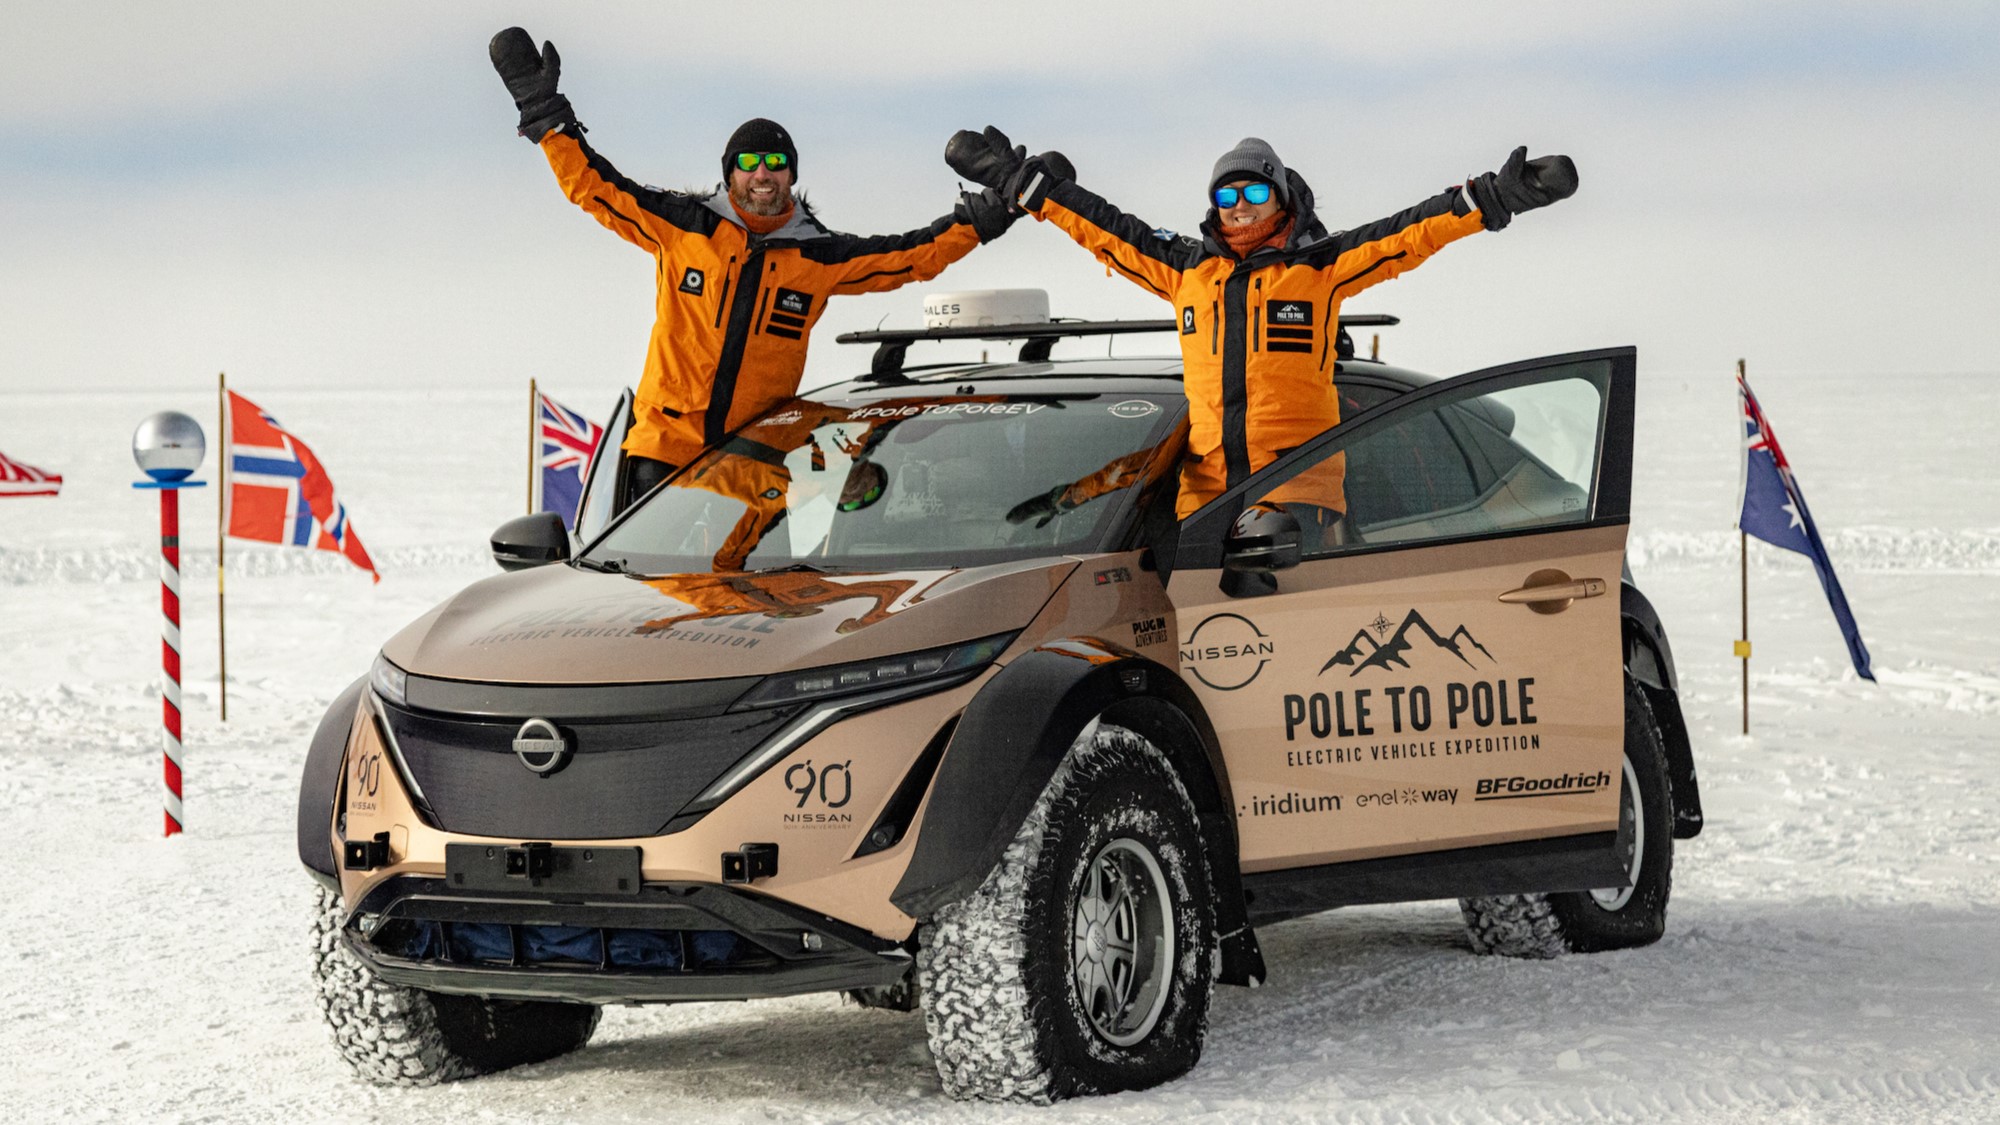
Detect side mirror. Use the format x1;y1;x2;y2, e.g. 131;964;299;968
1223;502;1301;573
491;512;572;571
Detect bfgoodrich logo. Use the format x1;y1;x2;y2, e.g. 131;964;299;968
1181;613;1276;691
1475;771;1612;801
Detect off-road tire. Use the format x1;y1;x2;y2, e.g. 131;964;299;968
918;722;1216;1103
1460;680;1674;957
310;885;601;1084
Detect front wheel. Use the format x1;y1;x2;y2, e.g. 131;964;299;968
1459;680;1675;957
310;885;601;1084
919;722;1216;1102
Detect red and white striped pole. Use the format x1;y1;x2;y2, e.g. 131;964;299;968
134;412;207;838
159;487;186;835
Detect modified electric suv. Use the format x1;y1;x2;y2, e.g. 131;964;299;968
301;304;1699;1102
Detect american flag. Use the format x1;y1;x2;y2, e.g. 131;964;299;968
224;390;379;582
1737;372;1870;680
0;449;62;497
539;392;606;528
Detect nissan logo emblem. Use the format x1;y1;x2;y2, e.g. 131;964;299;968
513;717;570;775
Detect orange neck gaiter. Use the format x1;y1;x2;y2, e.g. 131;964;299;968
731;198;795;235
1220;210;1293;258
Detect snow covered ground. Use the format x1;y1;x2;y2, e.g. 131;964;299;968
3;367;1996;1123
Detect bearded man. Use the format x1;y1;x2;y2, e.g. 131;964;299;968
490;28;1018;507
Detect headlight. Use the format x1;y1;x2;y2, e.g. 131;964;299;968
728;632;1015;711
687;631;1017;814
370;653;409;708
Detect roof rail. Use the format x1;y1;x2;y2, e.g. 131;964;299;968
838;314;1401;379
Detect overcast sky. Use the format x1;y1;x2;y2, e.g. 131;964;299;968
5;1;1997;397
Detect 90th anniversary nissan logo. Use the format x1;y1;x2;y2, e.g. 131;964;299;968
513;718;571;776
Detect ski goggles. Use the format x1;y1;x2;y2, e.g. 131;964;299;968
1213;181;1274;208
837;464;886;511
734;151;791;173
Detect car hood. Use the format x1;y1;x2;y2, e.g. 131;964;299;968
380;558;1078;685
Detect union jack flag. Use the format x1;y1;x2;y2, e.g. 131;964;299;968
0;448;62;497
1737;372;1870;680
538;392;606;528
224;390;379;582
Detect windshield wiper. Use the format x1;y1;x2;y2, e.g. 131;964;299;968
573;556;631;575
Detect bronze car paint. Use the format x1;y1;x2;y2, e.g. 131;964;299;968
1016;548;1177;667
1166;523;1627;873
381;560;1074;684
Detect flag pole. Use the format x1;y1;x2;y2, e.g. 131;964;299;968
1737;358;1749;735
217;371;229;724
527;377;538;516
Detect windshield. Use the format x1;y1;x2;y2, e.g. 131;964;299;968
587;392;1184;574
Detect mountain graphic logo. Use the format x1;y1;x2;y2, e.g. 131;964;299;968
1319;609;1495;677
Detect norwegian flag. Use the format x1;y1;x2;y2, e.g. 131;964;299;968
0;448;62;497
1737;372;1870;680
224;390;379;582
538;391;605;528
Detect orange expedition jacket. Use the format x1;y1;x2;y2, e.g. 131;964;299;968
1026;168;1485;517
541;131;985;466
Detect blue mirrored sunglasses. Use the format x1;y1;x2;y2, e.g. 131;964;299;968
1213;182;1274;208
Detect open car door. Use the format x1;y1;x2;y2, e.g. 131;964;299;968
1169;348;1636;895
570;388;635;547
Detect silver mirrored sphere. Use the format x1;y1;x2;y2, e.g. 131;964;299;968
132;411;206;481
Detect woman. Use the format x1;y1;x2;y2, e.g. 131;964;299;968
946;129;1577;523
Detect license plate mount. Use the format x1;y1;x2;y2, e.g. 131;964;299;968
444;843;642;896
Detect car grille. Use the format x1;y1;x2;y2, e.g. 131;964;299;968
381;701;800;839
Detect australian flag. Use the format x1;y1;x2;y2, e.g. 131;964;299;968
1737;372;1871;680
538;392;605;529
225;390;379;582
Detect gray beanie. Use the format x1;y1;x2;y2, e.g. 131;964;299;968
1210;137;1289;205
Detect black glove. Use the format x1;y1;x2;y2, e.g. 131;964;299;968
489;27;577;142
1467;146;1578;231
945;126;1025;190
1006;485;1073;527
946;127;1074;214
955;187;1017;243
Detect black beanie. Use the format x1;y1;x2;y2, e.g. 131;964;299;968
722;118;798;180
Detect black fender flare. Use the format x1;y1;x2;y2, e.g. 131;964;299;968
297;675;366;878
890;645;1265;984
1622;582;1703;838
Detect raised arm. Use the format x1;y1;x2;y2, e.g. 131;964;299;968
805;203;993;296
490;27;712;253
947;126;1188;302
1314;146;1578;300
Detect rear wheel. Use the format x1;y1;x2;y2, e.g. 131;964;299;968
919;722;1215;1102
310;885;601;1084
1460;680;1674;957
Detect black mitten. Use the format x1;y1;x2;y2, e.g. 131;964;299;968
945;125;1026;190
489;27;577;142
1468;146;1579;231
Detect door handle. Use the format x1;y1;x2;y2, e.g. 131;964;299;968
1498;572;1607;614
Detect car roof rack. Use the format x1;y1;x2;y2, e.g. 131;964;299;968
838;314;1401;380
